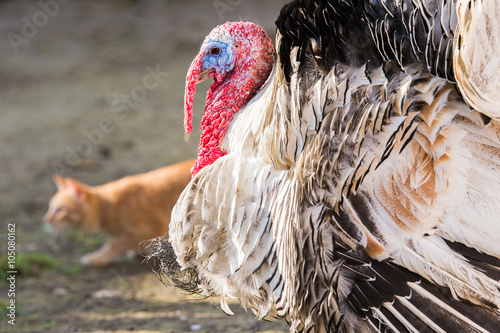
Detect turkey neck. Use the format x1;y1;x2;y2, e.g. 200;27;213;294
193;61;270;175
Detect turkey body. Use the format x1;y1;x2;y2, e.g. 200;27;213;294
152;1;500;332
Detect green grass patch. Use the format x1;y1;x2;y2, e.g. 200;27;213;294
66;229;106;252
59;264;83;275
0;252;60;279
29;320;57;331
0;298;9;317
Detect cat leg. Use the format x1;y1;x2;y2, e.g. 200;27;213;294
80;237;135;266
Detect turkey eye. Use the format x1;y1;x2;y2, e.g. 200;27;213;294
210;47;220;55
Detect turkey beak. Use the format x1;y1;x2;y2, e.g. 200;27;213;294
196;67;215;84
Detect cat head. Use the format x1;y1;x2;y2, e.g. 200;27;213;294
44;175;94;231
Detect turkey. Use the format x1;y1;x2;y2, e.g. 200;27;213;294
147;1;500;332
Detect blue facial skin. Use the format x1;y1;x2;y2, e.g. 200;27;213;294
201;41;234;75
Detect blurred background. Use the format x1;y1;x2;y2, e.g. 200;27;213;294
0;0;289;332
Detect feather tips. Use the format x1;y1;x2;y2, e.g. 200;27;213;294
454;0;500;118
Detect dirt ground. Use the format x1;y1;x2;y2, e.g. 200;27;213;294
0;0;291;332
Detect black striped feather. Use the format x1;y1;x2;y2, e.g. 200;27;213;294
276;0;457;83
296;221;500;332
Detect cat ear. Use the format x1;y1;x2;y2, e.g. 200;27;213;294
66;178;89;203
52;174;66;190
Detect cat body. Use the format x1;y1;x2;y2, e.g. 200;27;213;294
44;159;194;266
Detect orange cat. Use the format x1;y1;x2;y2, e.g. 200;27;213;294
43;159;194;266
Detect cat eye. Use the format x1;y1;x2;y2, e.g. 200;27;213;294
209;47;221;55
55;207;68;215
